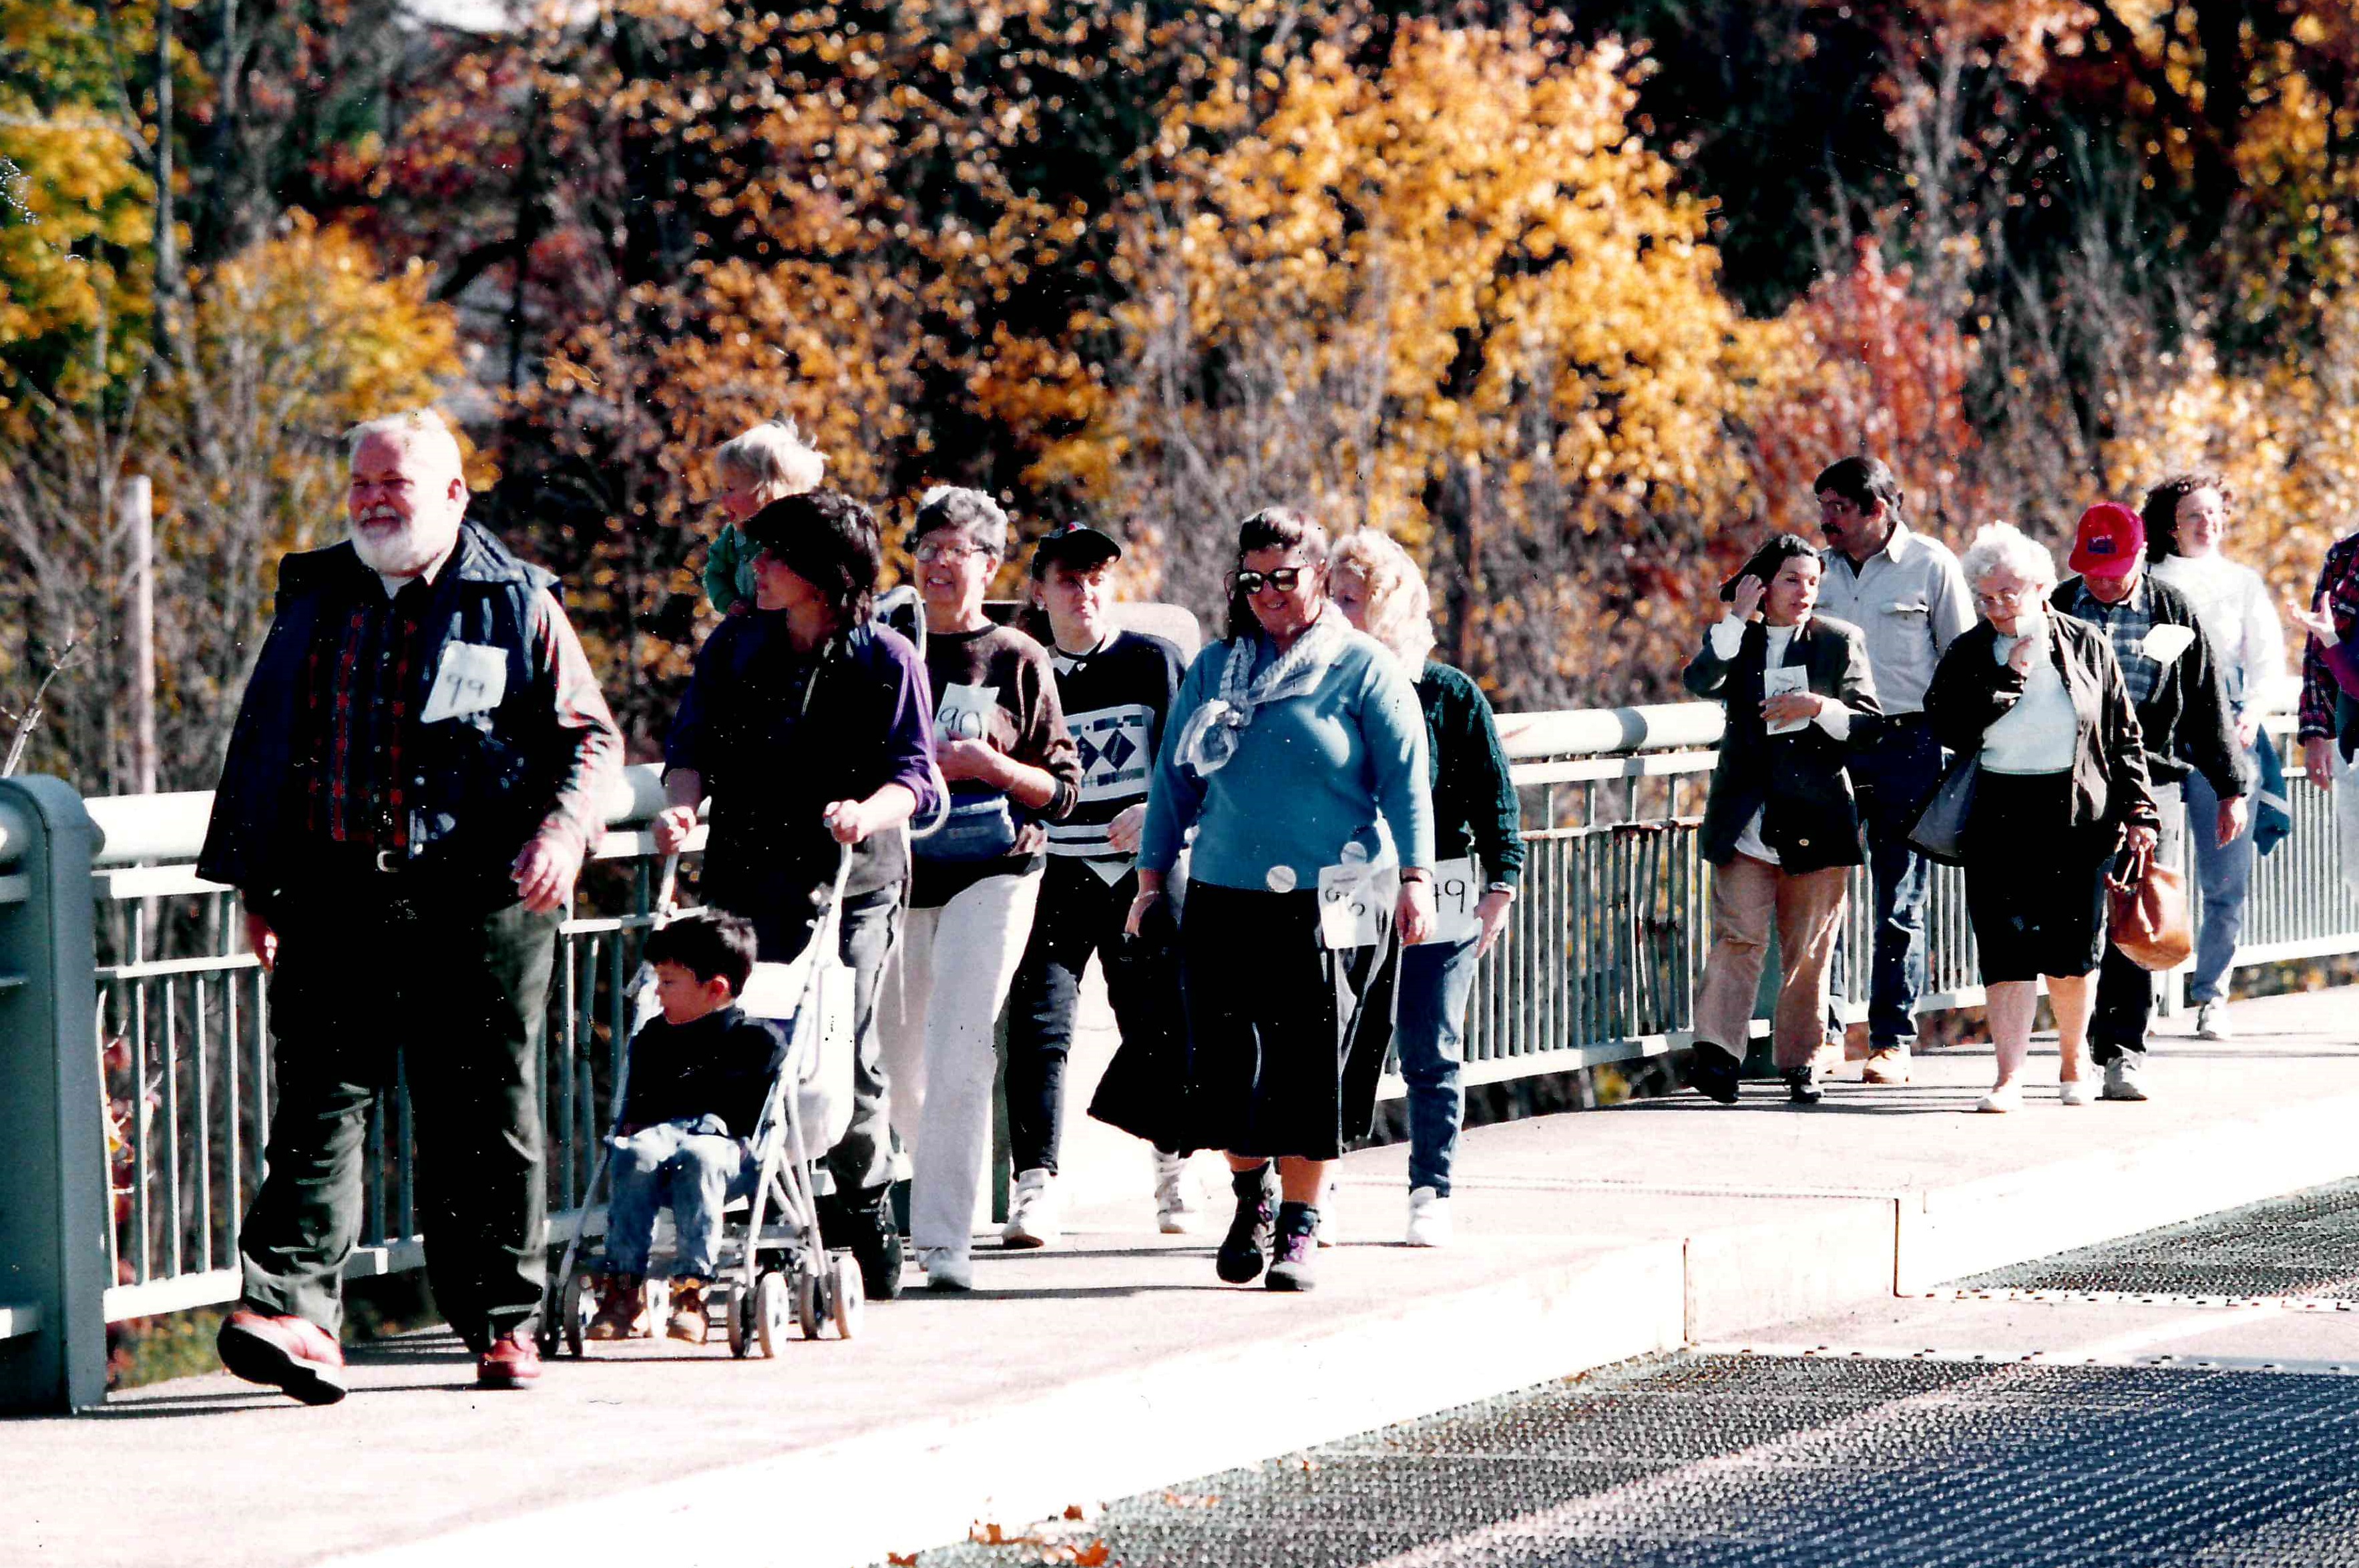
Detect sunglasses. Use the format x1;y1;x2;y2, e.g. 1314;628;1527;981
1232;565;1313;595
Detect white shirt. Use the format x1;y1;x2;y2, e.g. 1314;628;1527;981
1814;524;1975;715
1981;628;2077;774
1713;619;1852;863
2152;552;2286;713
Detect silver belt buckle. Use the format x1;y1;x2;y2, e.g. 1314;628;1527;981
373;848;399;874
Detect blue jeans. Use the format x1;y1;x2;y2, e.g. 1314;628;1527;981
1834;718;1943;1046
1397;935;1480;1197
2183;755;2258;1004
603;1118;757;1279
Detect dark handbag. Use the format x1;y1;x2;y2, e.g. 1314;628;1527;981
1086;898;1199;1151
2108;842;2195;971
1906;754;1980;865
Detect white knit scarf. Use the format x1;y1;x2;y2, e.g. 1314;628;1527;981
1176;602;1353;778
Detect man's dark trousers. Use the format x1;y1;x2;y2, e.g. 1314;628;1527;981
1005;858;1178;1173
2091;778;2187;1065
1835;716;1944;1047
238;886;559;1349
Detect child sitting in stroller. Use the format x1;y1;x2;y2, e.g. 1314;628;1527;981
590;911;787;1344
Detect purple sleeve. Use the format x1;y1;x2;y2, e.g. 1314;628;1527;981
664;624;726;776
877;628;939;817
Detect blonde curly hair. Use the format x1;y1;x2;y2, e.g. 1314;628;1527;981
1329;529;1436;670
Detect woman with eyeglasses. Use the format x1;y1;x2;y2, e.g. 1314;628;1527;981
1131;507;1435;1292
879;487;1080;1292
1923;522;2159;1113
1680;534;1881;1110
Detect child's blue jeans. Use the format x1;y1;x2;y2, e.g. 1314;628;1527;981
603;1117;757;1278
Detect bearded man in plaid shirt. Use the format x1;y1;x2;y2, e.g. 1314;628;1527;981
198;409;622;1401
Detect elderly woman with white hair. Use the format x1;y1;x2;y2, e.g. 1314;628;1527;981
1329;530;1522;1248
704;417;829;615
1923;522;2160;1113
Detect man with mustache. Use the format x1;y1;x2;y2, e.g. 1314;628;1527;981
197;409;622;1400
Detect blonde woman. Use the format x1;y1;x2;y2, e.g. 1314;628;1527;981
705;418;829;615
1329;531;1522;1248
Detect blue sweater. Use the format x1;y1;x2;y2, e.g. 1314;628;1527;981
1140;630;1434;892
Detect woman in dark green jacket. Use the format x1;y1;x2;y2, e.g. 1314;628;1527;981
1330;531;1524;1248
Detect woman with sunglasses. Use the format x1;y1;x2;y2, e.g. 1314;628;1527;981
1131;507;1436;1292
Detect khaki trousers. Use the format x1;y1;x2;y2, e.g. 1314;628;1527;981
1691;854;1850;1070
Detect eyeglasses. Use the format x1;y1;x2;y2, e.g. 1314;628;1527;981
913;535;993;564
1233;566;1311;595
1974;584;2039;609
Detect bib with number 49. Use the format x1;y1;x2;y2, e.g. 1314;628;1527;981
1419;857;1482;946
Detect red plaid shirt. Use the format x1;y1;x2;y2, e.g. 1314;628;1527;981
2300;532;2359;741
303;575;437;853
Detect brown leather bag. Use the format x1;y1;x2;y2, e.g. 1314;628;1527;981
2108;842;2194;971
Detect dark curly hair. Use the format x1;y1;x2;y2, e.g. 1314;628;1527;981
1812;456;1906;523
2139;471;2232;562
1225;505;1329;641
741;488;883;624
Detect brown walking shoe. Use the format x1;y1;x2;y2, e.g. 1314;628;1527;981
217;1307;348;1406
587;1272;647;1341
666;1277;710;1344
1861;1045;1912;1085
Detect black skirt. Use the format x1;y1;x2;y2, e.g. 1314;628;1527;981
1178;882;1400;1161
1963;770;2114;983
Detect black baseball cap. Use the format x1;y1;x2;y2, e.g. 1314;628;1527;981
1029;521;1123;577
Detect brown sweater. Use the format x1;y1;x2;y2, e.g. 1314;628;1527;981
912;623;1081;907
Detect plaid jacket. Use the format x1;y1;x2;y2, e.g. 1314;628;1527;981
199;521;622;908
2299;532;2359;752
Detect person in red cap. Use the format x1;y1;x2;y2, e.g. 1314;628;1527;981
2053;501;2249;1103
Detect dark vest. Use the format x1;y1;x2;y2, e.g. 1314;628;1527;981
199;522;572;905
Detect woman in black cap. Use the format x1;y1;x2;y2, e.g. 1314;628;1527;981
1681;533;1880;1105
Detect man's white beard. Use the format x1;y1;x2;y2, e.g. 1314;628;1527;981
351;511;459;577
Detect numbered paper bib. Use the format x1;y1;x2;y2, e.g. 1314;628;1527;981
420;643;507;724
1420;857;1482;946
1317;861;1398;949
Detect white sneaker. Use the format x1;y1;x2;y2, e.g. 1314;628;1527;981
1001;1167;1060;1249
1152;1152;1200;1235
1405;1187;1453;1248
1974;1083;2022;1114
2059;1079;2093;1107
921;1248;973;1292
2195;999;2231;1041
2101;1055;2151;1102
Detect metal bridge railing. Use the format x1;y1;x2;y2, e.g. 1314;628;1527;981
5;687;2355;1410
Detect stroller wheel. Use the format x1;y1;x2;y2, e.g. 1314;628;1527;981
560;1271;592;1358
755;1272;789;1359
726;1284;751;1359
795;1268;825;1342
830;1252;865;1340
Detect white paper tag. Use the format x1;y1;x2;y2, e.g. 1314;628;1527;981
1762;666;1811;736
419;643;507;724
1420;857;1482;946
1317;861;1397;949
2142;623;2197;667
935;682;1000;742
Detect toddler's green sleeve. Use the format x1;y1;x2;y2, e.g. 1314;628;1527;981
704;525;744;612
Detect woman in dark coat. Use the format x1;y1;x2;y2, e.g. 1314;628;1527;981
1681;534;1881;1107
1924;522;2159;1113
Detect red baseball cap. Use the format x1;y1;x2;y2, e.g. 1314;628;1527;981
2069;503;2145;578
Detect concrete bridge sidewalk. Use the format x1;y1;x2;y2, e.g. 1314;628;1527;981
9;987;2359;1568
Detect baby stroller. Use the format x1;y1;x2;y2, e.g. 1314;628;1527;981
542;843;867;1358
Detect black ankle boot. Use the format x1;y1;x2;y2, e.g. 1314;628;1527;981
1216;1164;1276;1284
1266;1202;1320;1292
